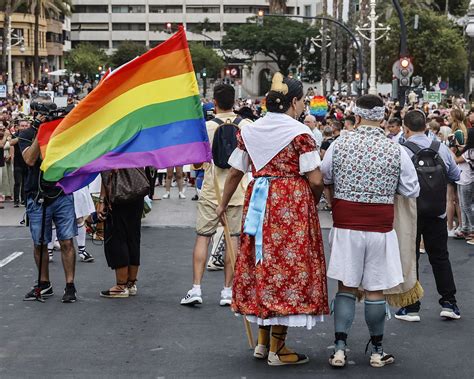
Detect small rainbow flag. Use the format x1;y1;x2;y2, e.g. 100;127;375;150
40;27;211;193
260;98;267;113
309;96;328;118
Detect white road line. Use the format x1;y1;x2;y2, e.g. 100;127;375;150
0;252;24;268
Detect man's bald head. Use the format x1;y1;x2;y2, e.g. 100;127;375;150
304;114;317;130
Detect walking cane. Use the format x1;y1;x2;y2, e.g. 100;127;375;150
34;198;47;303
213;168;255;349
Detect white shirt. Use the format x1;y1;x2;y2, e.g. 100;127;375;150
312;128;323;149
391;130;404;144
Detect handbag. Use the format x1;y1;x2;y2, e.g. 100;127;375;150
106;168;150;204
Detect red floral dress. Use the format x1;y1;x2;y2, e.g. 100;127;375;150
232;132;329;319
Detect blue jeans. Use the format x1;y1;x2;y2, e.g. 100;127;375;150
26;194;77;246
458;183;474;234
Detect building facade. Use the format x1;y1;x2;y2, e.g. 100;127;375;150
70;0;322;52
0;9;70;85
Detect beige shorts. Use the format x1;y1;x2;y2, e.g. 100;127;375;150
196;200;242;236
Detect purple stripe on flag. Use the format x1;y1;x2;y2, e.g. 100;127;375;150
58;141;211;194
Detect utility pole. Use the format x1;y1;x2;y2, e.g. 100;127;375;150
6;18;13;96
356;0;390;95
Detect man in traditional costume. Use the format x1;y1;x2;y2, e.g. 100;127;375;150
217;73;329;366
321;94;420;368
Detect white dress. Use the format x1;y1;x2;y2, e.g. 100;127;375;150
73;186;95;219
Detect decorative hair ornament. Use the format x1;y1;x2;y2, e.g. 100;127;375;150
353;105;385;121
270;72;288;95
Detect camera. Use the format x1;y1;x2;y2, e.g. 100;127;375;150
30;97;71;125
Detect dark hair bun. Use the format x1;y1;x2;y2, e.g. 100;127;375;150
266;90;290;113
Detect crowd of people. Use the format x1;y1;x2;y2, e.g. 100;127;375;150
0;73;472;370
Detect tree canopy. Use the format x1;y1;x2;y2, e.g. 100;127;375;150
222;16;315;75
64;43;109;79
377;7;467;85
110;40;148;68
188;42;225;78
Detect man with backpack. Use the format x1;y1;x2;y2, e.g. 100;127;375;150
395;110;461;322
180;84;250;307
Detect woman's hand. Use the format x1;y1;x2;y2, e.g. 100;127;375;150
216;204;227;226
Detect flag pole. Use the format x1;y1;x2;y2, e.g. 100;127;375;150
213;168;255;349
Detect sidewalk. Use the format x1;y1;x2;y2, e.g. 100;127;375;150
0;185;334;228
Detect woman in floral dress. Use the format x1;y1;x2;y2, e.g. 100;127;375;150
217;73;328;366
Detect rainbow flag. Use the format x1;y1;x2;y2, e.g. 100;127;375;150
40;27;211;193
309;96;328;118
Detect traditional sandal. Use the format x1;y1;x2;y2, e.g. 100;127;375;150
253;344;269;359
100;283;129;298
267;331;309;366
329;350;347;367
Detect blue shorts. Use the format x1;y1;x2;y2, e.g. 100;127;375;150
26;194;77;246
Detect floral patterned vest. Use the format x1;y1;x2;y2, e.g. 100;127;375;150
332;125;401;204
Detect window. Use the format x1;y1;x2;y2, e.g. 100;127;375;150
112;40;146;48
304;5;311;17
63;30;70;42
149;5;182;13
186;6;220;14
72;23;109;31
112;23;146;31
46;32;63;43
224;6;268;14
74;5;108;13
112;5;145;13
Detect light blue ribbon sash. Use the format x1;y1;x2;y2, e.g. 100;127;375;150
243;177;271;265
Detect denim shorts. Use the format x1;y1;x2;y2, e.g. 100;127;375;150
26;194;77;246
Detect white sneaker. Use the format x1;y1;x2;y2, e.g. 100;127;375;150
180;288;202;305
219;288;232;306
127;282;137;296
178;192;186;199
162;192;170;199
369;352;395;368
48;250;53;262
447;228;456;238
53;240;60;250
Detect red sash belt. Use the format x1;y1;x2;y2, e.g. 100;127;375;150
332;199;394;233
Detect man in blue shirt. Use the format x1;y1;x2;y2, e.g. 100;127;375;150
395;110;461;322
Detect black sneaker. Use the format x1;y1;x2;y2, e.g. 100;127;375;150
440;302;461;320
24;282;53;301
78;250;94;262
62;283;77;303
14;202;19;208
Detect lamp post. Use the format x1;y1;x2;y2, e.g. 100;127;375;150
464;1;474;100
356;0;390;95
6;17;25;96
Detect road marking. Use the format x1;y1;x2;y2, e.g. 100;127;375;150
0;252;24;268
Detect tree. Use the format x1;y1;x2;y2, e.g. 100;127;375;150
29;0;72;82
110;40;147;68
188;42;224;78
223;16;313;75
65;43;108;80
376;7;467;85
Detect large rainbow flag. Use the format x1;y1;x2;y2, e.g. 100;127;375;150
309;96;328;118
40;27;211;193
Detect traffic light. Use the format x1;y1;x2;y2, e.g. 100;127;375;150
412;76;422;87
354;72;361;82
165;22;172;33
202;68;207;78
257;10;264;26
399;57;412;86
98;65;103;71
225;68;231;76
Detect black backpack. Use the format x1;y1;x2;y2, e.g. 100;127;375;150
212;117;242;169
404;140;448;217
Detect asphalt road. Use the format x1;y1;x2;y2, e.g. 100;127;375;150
0;226;473;378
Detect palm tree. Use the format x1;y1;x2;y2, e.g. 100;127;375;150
1;0;26;77
268;0;287;14
336;0;344;92
28;0;72;82
320;0;328;95
328;0;337;93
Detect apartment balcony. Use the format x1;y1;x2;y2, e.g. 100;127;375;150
47;42;63;56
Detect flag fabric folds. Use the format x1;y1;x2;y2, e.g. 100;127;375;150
40;27;211;193
309;96;328;118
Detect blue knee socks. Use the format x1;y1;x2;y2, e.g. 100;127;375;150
364;299;386;353
333;292;356;351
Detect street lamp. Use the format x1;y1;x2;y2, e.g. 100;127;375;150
5;17;25;96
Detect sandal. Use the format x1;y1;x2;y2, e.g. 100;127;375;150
100;283;129;298
329;349;346;367
267;331;309;366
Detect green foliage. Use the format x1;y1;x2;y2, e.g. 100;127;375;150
377;7;467;84
188;42;225;78
222;16;315;75
188;17;220;33
110;40;148;68
65;43;109;79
